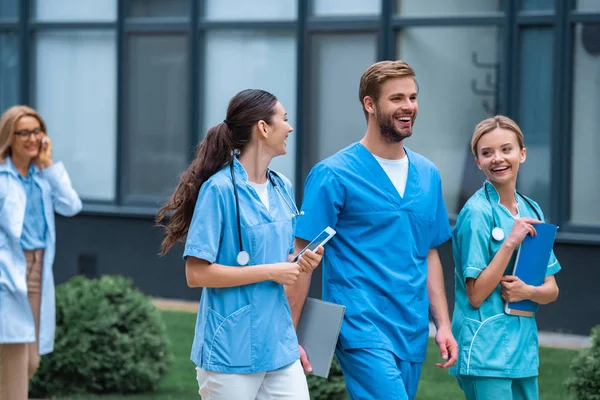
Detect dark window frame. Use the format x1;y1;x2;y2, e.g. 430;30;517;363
5;0;598;242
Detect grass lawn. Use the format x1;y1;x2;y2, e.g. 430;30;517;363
60;310;579;400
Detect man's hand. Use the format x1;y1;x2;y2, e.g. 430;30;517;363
299;345;313;373
434;326;458;368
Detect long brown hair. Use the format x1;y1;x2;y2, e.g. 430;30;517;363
0;105;47;161
156;89;278;255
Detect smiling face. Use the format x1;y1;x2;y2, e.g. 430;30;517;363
371;77;418;143
475;127;526;186
10;115;45;163
261;101;293;158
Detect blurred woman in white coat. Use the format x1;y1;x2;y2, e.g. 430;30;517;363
0;105;82;400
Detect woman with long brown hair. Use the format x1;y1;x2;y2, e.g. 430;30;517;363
0;105;82;399
157;89;322;399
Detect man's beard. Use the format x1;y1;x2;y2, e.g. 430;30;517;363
376;109;414;144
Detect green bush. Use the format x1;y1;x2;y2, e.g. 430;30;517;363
567;325;600;400
30;275;172;398
307;356;348;400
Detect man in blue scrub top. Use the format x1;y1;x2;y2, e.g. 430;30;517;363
286;60;458;400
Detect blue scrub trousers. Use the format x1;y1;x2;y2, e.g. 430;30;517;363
335;347;422;400
456;376;539;400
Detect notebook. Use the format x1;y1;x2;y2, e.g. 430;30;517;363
296;297;345;378
504;223;558;317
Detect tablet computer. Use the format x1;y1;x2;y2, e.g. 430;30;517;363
293;227;336;262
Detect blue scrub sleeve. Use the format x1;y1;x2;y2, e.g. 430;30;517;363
546;251;561;277
295;163;344;242
455;206;493;280
431;171;452;248
183;180;225;263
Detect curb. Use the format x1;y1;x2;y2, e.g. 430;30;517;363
152;298;592;350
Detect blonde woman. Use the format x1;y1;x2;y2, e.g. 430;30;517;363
450;115;560;400
0;105;81;399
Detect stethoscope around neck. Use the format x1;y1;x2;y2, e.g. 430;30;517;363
230;157;304;266
482;181;542;242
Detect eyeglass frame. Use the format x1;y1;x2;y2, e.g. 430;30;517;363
14;127;45;139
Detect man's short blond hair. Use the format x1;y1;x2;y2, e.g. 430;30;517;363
358;60;416;120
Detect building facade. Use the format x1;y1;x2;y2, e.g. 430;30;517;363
1;0;599;335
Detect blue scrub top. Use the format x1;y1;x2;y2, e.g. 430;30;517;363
7;158;47;250
450;182;561;379
296;143;452;363
183;158;299;373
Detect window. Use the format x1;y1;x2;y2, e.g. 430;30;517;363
519;0;554;12
516;28;553;216
312;0;380;16
0;0;19;19
577;0;600;13
570;23;600;226
0;35;19;113
34;0;116;22
35;31;117;201
396;0;501;16
203;0;297;21
128;0;190;18
396;26;501;215
123;35;189;202
203;30;297;184
309;33;377;164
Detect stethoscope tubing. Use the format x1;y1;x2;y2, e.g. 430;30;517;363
229;160;302;265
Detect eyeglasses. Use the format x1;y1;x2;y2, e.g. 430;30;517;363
14;127;44;139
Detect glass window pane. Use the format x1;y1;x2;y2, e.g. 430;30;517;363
34;0;116;21
0;35;19;113
516;28;553;216
128;0;190;18
312;0;380;16
577;0;600;13
310;34;377;163
125;35;189;201
571;23;600;226
396;26;501;215
519;0;554;12
396;0;501;16
203;31;297;185
204;0;296;21
0;0;19;19
35;31;117;201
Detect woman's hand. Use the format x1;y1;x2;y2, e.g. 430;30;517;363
500;275;532;302
297;246;324;273
506;217;541;248
34;135;54;170
269;262;301;286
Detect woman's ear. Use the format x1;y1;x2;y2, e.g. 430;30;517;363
257;120;269;139
520;147;527;164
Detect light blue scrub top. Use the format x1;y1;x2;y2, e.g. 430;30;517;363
450;182;561;379
183;158;299;373
7;159;47;250
296;143;452;363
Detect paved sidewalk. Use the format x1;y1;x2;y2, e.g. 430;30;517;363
152;298;592;349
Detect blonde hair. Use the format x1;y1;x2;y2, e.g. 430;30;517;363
0;105;47;161
358;60;416;120
471;115;525;156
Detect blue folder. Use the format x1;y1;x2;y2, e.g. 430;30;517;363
504;223;558;317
